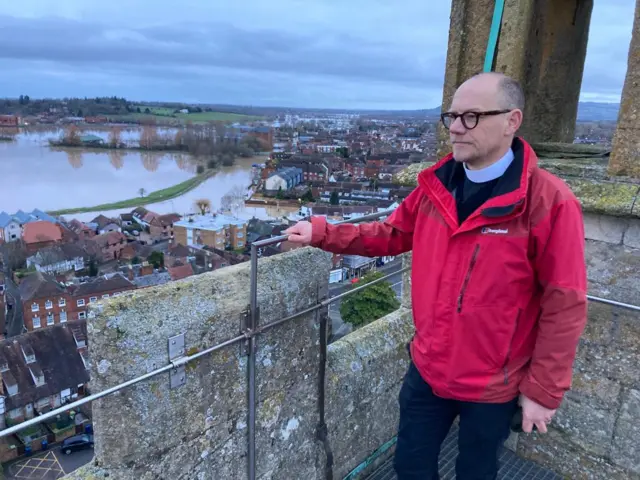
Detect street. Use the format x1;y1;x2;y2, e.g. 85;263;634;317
3;446;94;479
328;259;404;342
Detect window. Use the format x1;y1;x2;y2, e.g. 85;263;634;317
237;242;244;247
45;300;53;310
33;317;41;329
77;299;85;307
60;311;67;323
89;296;97;303
78;312;86;320
59;298;66;307
47;313;54;326
237;232;244;238
31;303;39;312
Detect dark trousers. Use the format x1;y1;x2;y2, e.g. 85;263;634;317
393;362;518;480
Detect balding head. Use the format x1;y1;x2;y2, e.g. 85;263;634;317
442;72;525;168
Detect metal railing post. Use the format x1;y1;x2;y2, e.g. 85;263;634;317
248;244;259;480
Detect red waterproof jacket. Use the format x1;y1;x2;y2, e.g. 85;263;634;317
311;137;587;409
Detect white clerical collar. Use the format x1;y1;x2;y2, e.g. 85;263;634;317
464;148;514;183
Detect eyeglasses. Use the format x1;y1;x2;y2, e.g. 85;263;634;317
440;109;512;130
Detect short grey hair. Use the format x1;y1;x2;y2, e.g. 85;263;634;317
470;72;525;111
498;75;525;111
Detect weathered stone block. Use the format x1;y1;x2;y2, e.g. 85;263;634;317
552;397;616;457
326;307;413;479
583;213;628;244
518;429;632;480
581;302;615;346
624;219;640;249
401;252;412;310
79;247;332;480
611;389;640;474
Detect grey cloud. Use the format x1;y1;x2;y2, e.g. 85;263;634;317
0;0;635;108
0;15;445;88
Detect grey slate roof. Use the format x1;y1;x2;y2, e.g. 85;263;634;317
0;321;90;411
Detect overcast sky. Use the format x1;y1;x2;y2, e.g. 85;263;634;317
0;0;634;109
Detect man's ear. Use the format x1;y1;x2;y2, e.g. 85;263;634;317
507;109;523;135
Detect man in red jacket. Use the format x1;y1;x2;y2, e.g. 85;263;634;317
285;72;588;479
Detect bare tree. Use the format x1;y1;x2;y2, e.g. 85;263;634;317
140;123;158;150
220;186;246;215
108;126;122;148
62;125;81;146
194;198;212;215
2;241;28;271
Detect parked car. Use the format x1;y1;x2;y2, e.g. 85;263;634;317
61;434;94;455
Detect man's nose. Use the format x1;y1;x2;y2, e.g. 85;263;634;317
449;116;467;134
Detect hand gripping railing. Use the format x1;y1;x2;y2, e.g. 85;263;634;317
1;207;639;480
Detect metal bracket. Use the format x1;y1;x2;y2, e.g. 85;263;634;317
168;333;186;389
240;308;250;356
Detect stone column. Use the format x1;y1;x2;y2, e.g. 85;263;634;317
609;0;640;178
437;0;495;157
437;0;593;157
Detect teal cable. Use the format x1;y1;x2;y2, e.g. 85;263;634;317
484;0;506;72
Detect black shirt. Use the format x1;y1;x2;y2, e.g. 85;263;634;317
453;165;500;224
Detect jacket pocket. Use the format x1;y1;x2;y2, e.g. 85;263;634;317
503;309;521;385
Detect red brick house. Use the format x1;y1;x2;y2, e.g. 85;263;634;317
68;273;136;320
21;221;62;254
18;272;72;331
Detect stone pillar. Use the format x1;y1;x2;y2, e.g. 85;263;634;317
437;0;495;157
514;0;593;144
437;0;593;157
609;0;640;178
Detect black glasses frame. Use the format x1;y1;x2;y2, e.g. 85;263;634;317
440;109;512;130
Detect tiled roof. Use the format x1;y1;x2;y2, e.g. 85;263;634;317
18;272;66;301
69;273;135;297
0;322;90;411
22;221;62;244
167;264;194;281
29;243;87;265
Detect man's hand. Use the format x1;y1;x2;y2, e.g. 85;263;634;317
520;394;556;433
284;221;313;245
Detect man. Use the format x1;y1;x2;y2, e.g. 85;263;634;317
285;72;588;479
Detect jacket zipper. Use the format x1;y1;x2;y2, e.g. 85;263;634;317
503;310;521;385
457;244;480;313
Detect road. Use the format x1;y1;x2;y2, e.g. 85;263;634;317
4;446;94;479
328;259;404;342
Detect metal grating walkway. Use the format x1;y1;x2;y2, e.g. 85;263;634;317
365;426;561;480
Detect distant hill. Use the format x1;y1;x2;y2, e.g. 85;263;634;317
576;102;619;122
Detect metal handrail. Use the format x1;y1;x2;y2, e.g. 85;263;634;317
0;209;399;440
1;203;639;477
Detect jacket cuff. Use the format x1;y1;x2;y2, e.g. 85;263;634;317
519;376;563;410
310;216;327;247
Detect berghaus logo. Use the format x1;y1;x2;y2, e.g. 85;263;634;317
482;227;508;235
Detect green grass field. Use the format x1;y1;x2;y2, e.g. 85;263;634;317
48;170;214;216
130;106;262;124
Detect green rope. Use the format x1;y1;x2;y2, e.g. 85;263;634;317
484;0;506;72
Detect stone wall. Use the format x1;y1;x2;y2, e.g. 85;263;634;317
65;248;333;480
63;247;414;480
